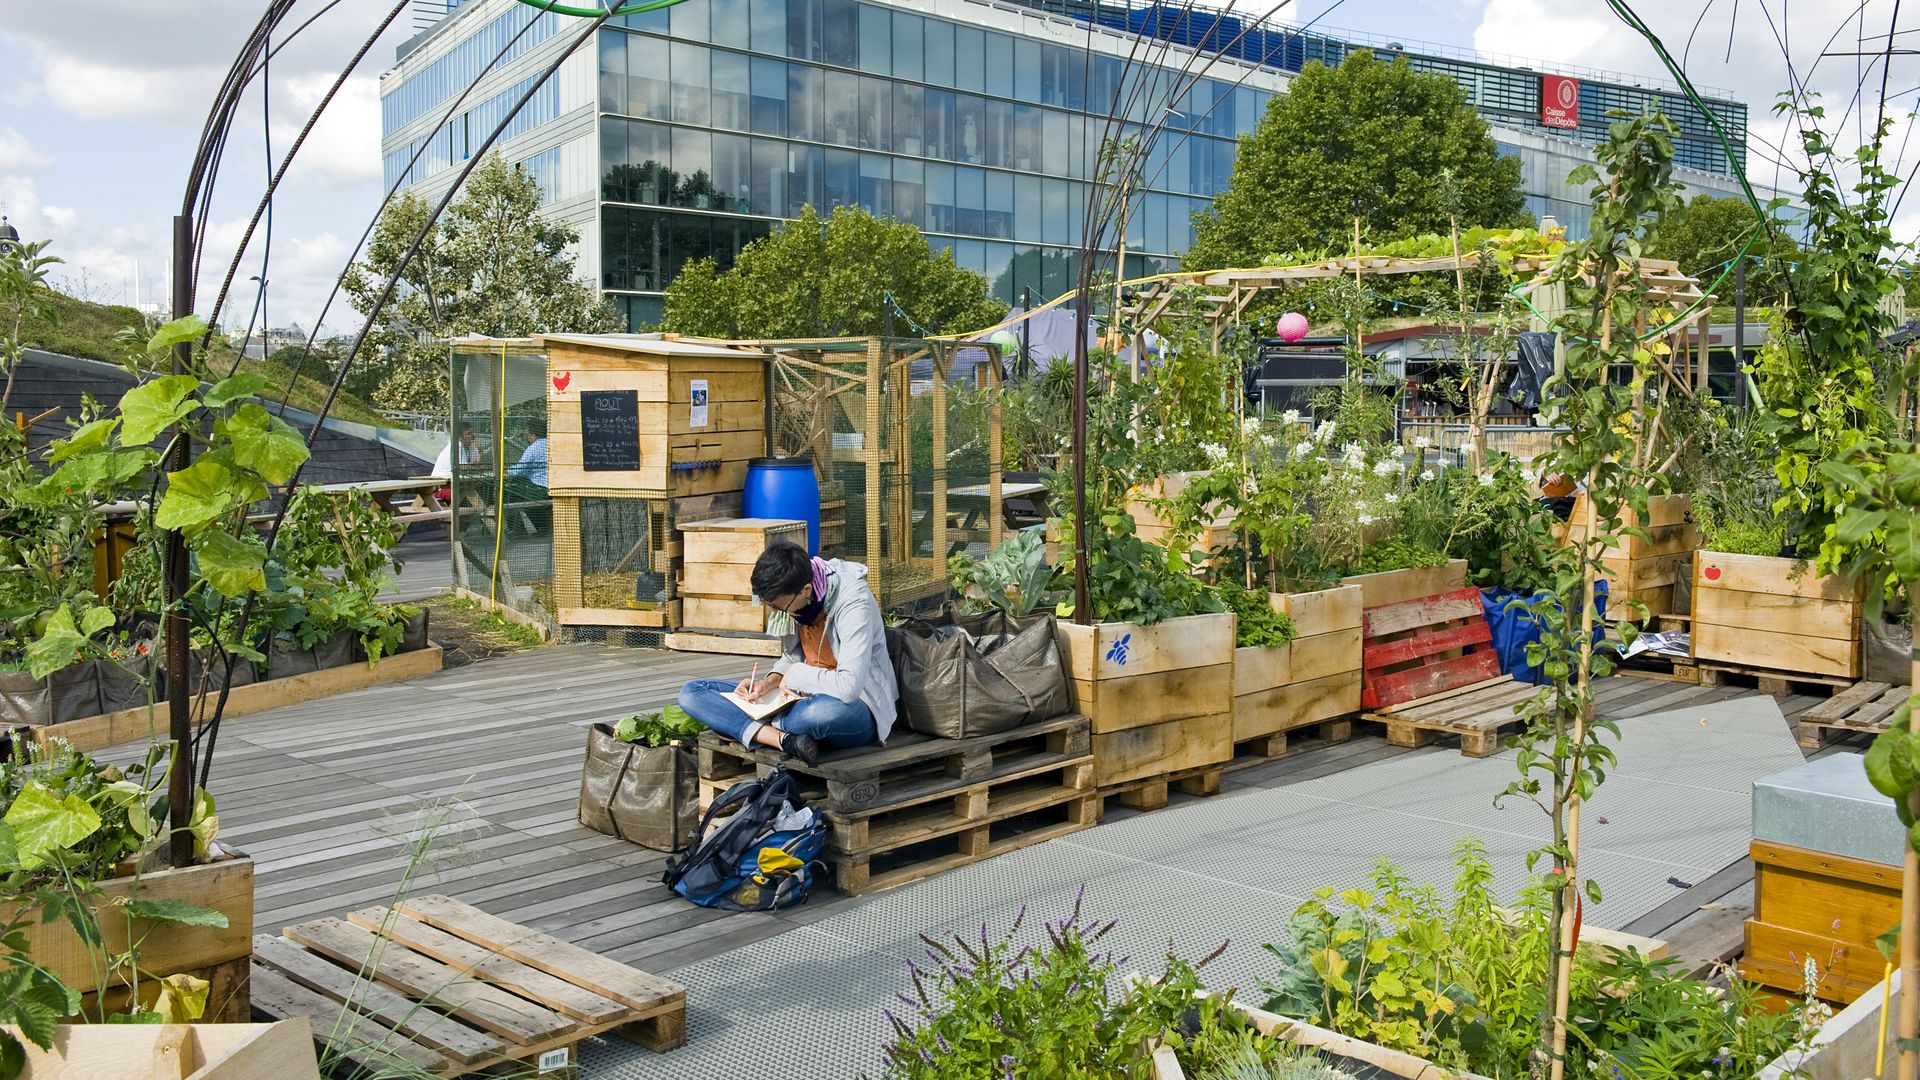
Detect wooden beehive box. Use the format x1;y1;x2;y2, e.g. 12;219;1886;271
540;334;770;499
1692;552;1863;679
1233;584;1364;746
1560;493;1701;617
679;517;806;633
1055;612;1235;787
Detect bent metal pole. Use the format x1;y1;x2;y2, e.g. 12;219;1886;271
167;213;195;868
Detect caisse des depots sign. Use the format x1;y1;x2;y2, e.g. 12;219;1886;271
1541;74;1580;129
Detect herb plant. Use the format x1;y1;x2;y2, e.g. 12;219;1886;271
613;705;702;748
1219;580;1296;650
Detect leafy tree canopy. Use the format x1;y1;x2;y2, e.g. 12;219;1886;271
343;153;618;414
661;205;1007;339
1644;194;1800;305
1185;50;1530;271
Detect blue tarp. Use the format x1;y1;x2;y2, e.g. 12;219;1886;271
1481;582;1609;685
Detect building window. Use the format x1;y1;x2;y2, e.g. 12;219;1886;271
713;51;751;132
858;4;890;75
787;63;823;142
627;34;670;119
750;57;787;136
670;44;711;127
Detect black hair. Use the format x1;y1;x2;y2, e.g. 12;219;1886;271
521;416;546;438
751;542;812;601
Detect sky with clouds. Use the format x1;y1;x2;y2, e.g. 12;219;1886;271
1;0;1915;335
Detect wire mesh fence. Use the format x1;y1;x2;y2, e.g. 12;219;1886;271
449;338;557;633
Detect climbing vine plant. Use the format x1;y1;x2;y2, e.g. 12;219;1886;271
1498;111;1682;1080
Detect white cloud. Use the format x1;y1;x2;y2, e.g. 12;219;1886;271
0;128;52;170
36;50;220;123
276;74;384;185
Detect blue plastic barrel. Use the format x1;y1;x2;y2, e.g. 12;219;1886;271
743;457;822;556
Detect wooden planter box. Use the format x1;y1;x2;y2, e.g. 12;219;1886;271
25;1020;319;1080
23;646;444;754
1692;552;1863;679
1055;612;1235;787
1233;585;1363;745
1559;493;1700;618
1744;839;1895;1006
1341;559;1469;611
1125;473;1237;555
7;854;254;1023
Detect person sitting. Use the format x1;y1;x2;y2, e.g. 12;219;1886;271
503;418;549;534
677;543;896;765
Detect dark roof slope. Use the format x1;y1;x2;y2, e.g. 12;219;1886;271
9;349;431;485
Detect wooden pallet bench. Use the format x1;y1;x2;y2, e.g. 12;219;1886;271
1697;660;1854;698
698;715;1099;894
250;894;685;1077
1098;761;1224;813
1364;676;1537;758
697;713;1090;812
1225;717;1354;773
1792;680;1913;749
1359;586;1503;711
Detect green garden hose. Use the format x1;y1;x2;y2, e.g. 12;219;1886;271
512;0;688;17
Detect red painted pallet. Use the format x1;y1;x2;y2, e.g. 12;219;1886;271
1359;586;1503;711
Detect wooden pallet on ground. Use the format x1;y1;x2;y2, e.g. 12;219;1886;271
1791;680;1912;749
1098;762;1224;814
1224;717;1354;773
1362;677;1535;757
250;894;685;1078
1359;585;1504;711
1615;650;1700;685
1697;660;1854;698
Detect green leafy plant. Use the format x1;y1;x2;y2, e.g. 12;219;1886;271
1350;537;1447;576
612;705;702;748
949;530;1064;619
880;891;1230;1079
1260;841;1823;1078
1219;580;1296;650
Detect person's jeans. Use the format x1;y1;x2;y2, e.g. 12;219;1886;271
677;678;878;751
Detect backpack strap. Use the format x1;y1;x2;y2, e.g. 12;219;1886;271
660;770;768;887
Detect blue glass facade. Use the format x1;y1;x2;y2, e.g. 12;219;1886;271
589;0;1258;322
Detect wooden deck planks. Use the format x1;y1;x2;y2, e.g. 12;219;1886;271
91;643;1805;997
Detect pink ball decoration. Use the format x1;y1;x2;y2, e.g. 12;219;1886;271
1276;312;1310;343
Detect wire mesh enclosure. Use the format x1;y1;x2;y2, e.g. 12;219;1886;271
762;337;1007;614
448;337;556;631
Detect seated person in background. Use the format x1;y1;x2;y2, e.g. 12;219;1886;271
503;418;549;534
678;543;896;766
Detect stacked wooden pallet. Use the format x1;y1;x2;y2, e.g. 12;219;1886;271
697;714;1098;894
250;894;686;1077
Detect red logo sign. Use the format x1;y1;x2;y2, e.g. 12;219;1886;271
552;372;571;394
1541;75;1580;129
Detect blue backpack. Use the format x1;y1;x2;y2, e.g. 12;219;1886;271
661;767;829;911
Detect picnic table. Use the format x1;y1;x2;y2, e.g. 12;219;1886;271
311;477;451;526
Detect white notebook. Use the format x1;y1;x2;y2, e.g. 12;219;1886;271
722;687;798;722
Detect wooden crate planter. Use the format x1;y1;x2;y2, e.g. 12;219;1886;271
1232;585;1363;758
1125;473;1237;555
1744;840;1896;1007
1692;552;1864;680
7;854;254;1023
24;1020;321;1080
1340;558;1469;611
22;646;444;754
1055;613;1235;787
1560;493;1701;618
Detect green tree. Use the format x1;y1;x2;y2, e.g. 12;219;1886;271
1644;193;1797;304
661;205;1007;339
1186;50;1530;270
343;153;618;415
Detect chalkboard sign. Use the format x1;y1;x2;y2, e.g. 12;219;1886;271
580;390;640;471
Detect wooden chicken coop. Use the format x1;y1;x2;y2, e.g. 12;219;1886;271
538;334;774;636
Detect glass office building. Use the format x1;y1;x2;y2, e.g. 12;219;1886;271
380;0;1764;329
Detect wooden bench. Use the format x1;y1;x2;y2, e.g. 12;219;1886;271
1792;680;1911;749
250;894;685;1077
1358;586;1525;756
698;714;1098;894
